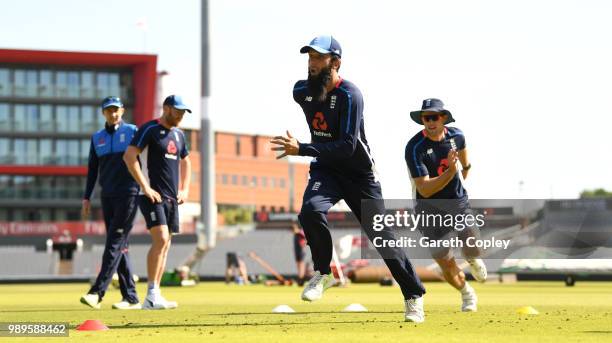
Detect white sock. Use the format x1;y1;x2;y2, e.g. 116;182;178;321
460;282;473;295
147;283;160;298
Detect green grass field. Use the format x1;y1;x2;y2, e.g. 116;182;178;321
1;281;611;342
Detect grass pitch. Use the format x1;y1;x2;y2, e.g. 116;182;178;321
1;281;611;342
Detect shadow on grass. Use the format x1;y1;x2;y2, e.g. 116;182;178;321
583;331;612;334
109;319;403;330
0;308;89;313
205;311;401;316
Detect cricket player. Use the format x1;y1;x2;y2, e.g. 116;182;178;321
405;98;487;312
123;95;192;310
271;35;426;322
80;96;141;310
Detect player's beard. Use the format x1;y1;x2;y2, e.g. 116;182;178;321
307;65;332;103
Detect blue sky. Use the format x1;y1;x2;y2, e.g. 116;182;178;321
1;0;611;199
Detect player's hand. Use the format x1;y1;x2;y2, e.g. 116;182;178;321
177;189;189;204
81;199;90;220
144;186;162;203
447;150;459;173
270;130;299;159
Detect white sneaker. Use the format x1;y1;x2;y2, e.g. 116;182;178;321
80;293;101;309
112;300;142;310
301;271;336;302
404;297;425;323
142;295;178;310
467;258;487;283
461;287;478;312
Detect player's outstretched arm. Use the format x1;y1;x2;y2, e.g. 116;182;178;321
123;145;161;203
177;155;191;204
270;131;300;159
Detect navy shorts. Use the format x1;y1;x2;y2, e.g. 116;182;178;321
139;195;180;234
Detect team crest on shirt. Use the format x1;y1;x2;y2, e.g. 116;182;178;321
165;140;178;160
97;137;106;147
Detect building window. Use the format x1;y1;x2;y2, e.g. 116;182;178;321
39;70;53;98
231;174;238;185
13;105;25;131
270;177;276;188
0;68;10;96
80;139;90;164
13;139;26;164
222;174;228;185
262;176;268;188
279;178;286;188
0;103;10;131
40;139;53;165
25;70;37;97
96;72;109;97
56;71;68;98
39;105;54;132
0;138;11;163
81;71;94;98
242;175;248;186
67;106;80;133
13;70;26;96
251;176;257;187
25;105;38;132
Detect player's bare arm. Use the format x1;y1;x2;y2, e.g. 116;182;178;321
457;148;470;180
123;145;161;203
81;199;91;220
413;150;459;198
270;130;299;159
177;155;191;204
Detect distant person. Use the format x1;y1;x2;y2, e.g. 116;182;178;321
405;98;487;312
225;252;249;285
123;95;192;310
291;221;307;286
80;97;140;310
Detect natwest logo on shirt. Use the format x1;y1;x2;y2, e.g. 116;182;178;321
312;112;328;130
165;140;178;160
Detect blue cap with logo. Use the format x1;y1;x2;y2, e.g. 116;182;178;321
101;96;123;110
300;35;342;57
163;95;192;113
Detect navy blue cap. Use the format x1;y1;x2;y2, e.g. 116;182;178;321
163;95;192;113
300;35;342;57
410;98;455;124
101;96;123;110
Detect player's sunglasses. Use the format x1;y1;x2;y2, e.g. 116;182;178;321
421;114;441;122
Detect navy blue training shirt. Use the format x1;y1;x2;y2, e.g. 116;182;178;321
405;127;468;204
130;119;189;200
84;121;140;199
293;78;376;177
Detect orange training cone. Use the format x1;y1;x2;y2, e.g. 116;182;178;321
76;320;109;331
